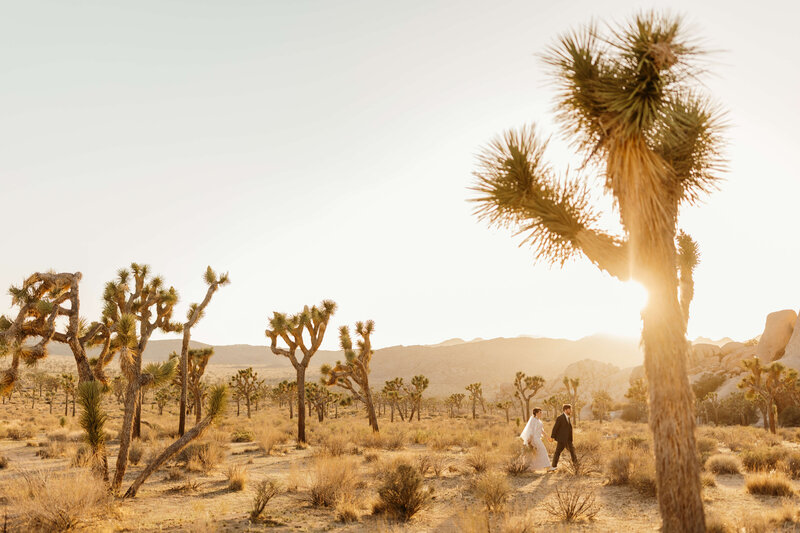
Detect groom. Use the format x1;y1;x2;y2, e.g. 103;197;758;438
549;403;577;471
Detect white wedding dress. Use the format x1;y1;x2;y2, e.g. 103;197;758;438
519;416;551;469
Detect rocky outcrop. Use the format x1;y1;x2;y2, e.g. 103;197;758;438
780;314;800;370
756;310;797;363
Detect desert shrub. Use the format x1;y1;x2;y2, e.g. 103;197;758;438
128;440;145;465
5;469;113;531
363;452;379;464
621;404;647;423
249;478;280;522
741;446;786;472
431;454;449;477
308;457;359;507
167;480;201;493
565;436;602;475
322;435;348;457
696;437;718;458
472;471;510;512
255;428;287;456
630;458;657;498
605;450;634;485
7;424;35;440
335;494;361;523
623;435;649;450
179;440;225;472
465;449;489;473
779;405;800;427
705;454;741;475
374;462;432;522
415;454;433;476
384;430;405;451
746;471;795;496
36;440;69;459
0;455;8;469
693;373;726;399
544;480;600;522
504;449;531;475
70;444;92;468
705;514;735;533
700;471;716;488
226;464;248;491
717;392;759;426
231;429;254;443
164;468;184;481
782;451;800;479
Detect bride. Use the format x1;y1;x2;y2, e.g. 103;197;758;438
519;408;551;470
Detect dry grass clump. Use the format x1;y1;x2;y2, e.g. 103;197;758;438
231;429;254;443
705;513;735;533
225;464;248;491
249;478;280;522
565;435;602;475
741;446;786;472
4;469;113;531
128;439;145;465
6;423;35;440
0;455;8;469
544;480;600;522
696;436;718;460
373;461;433;522
465;448;490;473
471;471;511;512
705;454;741;475
335;494;361;523
745;471;795;497
781;451;800;479
321;434;348;456
308;456;360;507
36;440;70;459
167;480;201;493
179;440;225;472
430;454;450;477
383;430;406;451
605;449;634;485
700;471;716;488
629;457;657;498
255;427;287;456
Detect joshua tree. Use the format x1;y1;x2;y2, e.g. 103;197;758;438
625;379;649;423
383;378;405;422
173;348;215;423
496;401;513;422
591;390;614;422
230;367;261;419
562;377;581;425
61;373;76;416
105;263;183;492
77;380;109;480
405;375;429;422
466;382;485;419
154;386;171;415
322;320;379;432
274;380;296;419
739;358;797;434
305;382;335;422
178;267;229;436
447;393;465;417
265;300;337;443
470;13;725;529
513;372;545;420
124;385;228;498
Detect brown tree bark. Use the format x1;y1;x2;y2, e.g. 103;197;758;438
296;365;306;442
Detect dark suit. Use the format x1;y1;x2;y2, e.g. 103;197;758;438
550;412;577;467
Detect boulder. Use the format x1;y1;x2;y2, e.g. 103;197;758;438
755;309;797;363
689;343;721;369
716;375;743;399
721;345;756;374
720;341;745;356
780;313;800;371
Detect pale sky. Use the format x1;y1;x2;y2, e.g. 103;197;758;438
2;1;798;351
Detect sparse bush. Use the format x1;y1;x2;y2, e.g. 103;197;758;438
605;450;634;485
565;436;602;475
544;480;600;522
782;451;800;479
705;454;741;475
465;449;489;473
472;471;510;512
630;459;657;498
167;480;201;493
249;478;280;522
226;464;248;491
179;440;225;472
0;455;8;469
741;446;786;472
7;424;35;440
415;454;433;476
504;449;531;476
308;457;359;507
705;514;735;533
431;454;449;477
384;430;405;451
128;440;145;465
335;494;361;523
322;435;347;457
700;471;716;488
746;471;795;497
374;462;432;522
6;469;113;531
231;429;254;443
696;436;718;459
255;428;286;456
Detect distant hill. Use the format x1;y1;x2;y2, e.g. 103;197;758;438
46;333;644;396
693;336;736;347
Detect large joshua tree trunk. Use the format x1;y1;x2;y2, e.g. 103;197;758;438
364;387;379;432
113;354;140;492
296;365;307;443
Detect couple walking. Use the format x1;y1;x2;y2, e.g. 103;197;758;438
519;404;577;472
